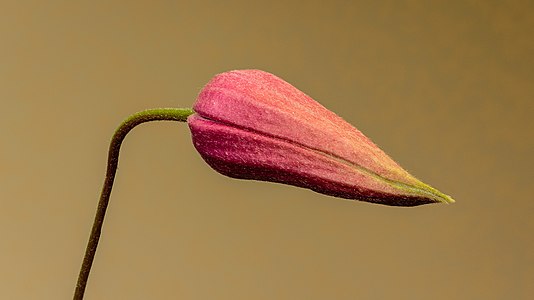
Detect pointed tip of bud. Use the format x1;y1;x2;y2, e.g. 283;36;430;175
439;194;455;204
416;182;455;205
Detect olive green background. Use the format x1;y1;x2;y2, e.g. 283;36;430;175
1;0;532;299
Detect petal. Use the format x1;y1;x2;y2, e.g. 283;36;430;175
189;114;436;206
189;70;454;206
194;70;414;183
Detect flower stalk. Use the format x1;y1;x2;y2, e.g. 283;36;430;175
73;108;193;300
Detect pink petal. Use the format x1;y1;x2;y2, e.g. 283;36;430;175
188;70;454;206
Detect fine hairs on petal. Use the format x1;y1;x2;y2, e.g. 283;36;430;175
188;69;454;206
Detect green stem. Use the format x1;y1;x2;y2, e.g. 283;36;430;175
74;108;194;300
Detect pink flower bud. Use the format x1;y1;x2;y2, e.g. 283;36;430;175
187;70;454;206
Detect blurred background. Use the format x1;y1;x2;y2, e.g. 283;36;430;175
1;0;532;299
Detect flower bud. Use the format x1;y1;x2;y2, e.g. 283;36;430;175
187;70;454;206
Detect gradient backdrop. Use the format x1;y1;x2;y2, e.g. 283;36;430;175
1;1;533;299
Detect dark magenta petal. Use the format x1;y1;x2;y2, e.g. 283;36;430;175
188;70;454;206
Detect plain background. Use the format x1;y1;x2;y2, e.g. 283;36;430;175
1;0;533;299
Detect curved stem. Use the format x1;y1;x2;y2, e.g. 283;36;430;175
74;108;194;300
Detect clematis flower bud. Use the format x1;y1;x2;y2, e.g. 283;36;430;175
187;70;454;206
